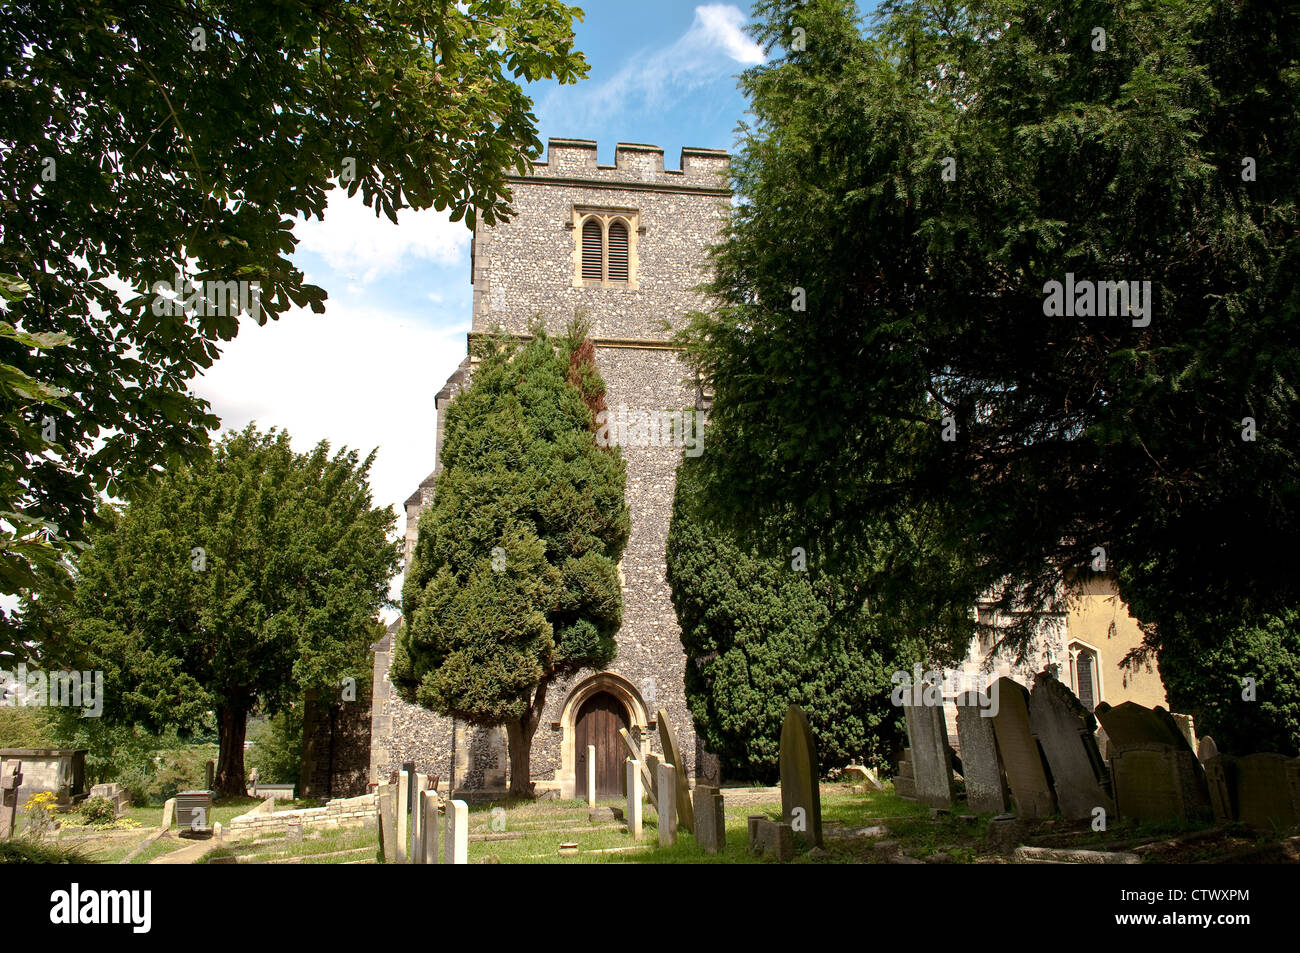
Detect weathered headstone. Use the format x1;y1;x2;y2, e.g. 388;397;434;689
903;702;955;811
1197;735;1219;763
1203;754;1238;824
377;783;397;863
617;727;657;810
747;817;794;861
692;784;726;854
444;799;468;864
1028;671;1114;821
412;773;429;863
396;769;410;863
779;704;823;847
1170;713;1197;751
988;677;1056;819
894;750;916;800
0;761;21;839
420;789;439;864
1093;701;1191;755
161;796;176;830
657;763;678;846
586;744;597;809
955;691;1009;814
1111;742;1211;824
1236;753;1297;829
656;709;694;833
626;758;643;840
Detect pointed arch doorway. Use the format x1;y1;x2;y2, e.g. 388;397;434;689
575;691;629;800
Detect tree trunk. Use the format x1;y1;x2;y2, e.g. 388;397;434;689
214;704;249;797
505;680;549;798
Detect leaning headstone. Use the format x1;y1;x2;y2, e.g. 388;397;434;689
1028;671;1114;821
420;790;439;865
657;763;678;847
656;709;694;833
1235;753;1297;829
412;773;429;863
626;758;643;840
617;728;657;811
692;784;726;854
161;797;176;830
955;691;1009;814
444;799;468;864
1197;736;1220;763
1170;713;1197;751
377;783;397;863
1203;754;1238;824
396;769;410;863
779;704;823;847
988;677;1056;819
903;702;955;811
1111;742;1211;824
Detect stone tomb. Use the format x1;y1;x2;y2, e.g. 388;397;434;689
903;702;956;811
747;815;794;862
955;691;1009;815
692;784;726;854
1111;743;1211;824
1028;672;1114;821
779;705;823;847
1235;753;1297;830
988;677;1057;819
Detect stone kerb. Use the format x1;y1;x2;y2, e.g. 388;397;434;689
227;793;377;838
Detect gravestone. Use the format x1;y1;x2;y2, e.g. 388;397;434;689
894;750;916;800
396;769;410;863
1111;742;1211;824
988;677;1056;818
412;773;429;863
1197;736;1219;763
444;799;468;864
420;790;439;864
657;763;678;847
1203;754;1238;824
1;761;21;839
1170;713;1197;751
779;705;823;847
1028;671;1114;821
1236;753;1297;829
586;744;597;809
692;784;726;854
747;817;794;861
656;709;694;833
903;702;955;811
1093;701;1190;754
955;691;1009;814
625;759;643;840
377;783;397;863
617;728;657;810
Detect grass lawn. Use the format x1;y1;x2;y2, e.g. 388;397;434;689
200;823;379;865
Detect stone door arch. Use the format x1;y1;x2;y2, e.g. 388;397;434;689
556;672;651;799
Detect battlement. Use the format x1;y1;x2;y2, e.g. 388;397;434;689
529;138;730;189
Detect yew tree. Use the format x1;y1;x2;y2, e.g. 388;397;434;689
392;327;628;797
42;425;398;795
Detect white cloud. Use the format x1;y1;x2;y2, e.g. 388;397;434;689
543;4;764;129
295;190;471;284
193;298;470;615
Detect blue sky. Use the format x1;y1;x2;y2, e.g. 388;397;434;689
194;3;780;552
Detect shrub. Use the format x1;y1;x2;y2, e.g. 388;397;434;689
78;795;117;826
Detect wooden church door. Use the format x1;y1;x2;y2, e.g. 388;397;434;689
575;691;630;800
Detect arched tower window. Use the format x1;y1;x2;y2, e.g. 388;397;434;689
581;218;604;280
607;220;629;281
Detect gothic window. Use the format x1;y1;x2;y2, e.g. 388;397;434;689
1070;642;1100;711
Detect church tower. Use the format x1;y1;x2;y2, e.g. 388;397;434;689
369;139;731;796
